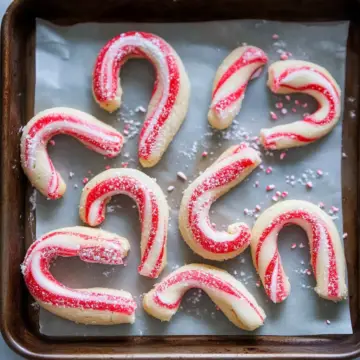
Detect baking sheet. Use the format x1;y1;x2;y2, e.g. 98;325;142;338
33;18;351;336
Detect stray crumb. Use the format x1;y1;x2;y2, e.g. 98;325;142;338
285;95;291;101
105;165;111;170
280;53;289;60
291;243;297;249
275;102;283;109
49;139;56;146
266;166;273;174
122;162;129;168
177;171;187;181
343;233;348;239
292;107;297;113
69;172;74;178
255;205;261;212
201;151;208;158
82;177;89;184
342;152;347;158
272;34;279;40
280;152;286;160
256;280;261;287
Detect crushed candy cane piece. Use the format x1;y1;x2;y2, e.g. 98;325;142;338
270;111;278;120
82;177;89;184
266;184;275;191
280;152;286;160
306;181;313;189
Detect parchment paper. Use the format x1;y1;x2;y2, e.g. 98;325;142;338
34;18;351;336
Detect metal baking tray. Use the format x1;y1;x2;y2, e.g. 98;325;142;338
1;0;360;358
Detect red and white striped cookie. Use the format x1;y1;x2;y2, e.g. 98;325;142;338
93;31;190;168
20;107;124;200
21;226;136;325
80;168;168;278
251;200;347;303
179;144;261;260
208;46;268;130
261;60;341;150
143;264;266;331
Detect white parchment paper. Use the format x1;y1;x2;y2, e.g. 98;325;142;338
34;18;351;336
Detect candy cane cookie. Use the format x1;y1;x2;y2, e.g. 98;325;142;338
80;168;168;278
208;46;268;130
20;107;124;199
251;200;347;303
143;264;266;331
93;31;190;167
179;144;261;261
21;226;136;325
260;60;341;150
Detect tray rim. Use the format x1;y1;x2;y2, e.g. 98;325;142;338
1;0;360;359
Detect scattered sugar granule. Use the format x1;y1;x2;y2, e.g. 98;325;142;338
49;139;55;146
306;181;313;189
294;99;300;105
306;269;312;276
256;280;261;287
281;108;288;115
201;151;208;158
318;202;325;209
244;208;249;215
121;162;129;168
82;177;89;184
285;95;291;101
280;152;286;160
135;105;146;113
350;110;356;118
105;165;111;170
342;152;347;158
254;180;260;188
280;53;289;60
291;243;297;249
275;102;283;109
266;184;275;191
266;166;273;174
299;243;305;248
272;34;279;40
123;129;129;135
177;171;187;181
69;171;74;178
302;102;308;108
167;186;175;192
272;196;279;202
74;184;78;189
343;233;348;239
255;205;261;212
270;111;278;120
326;320;331;325
292;107;297;113
316;169;323;177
